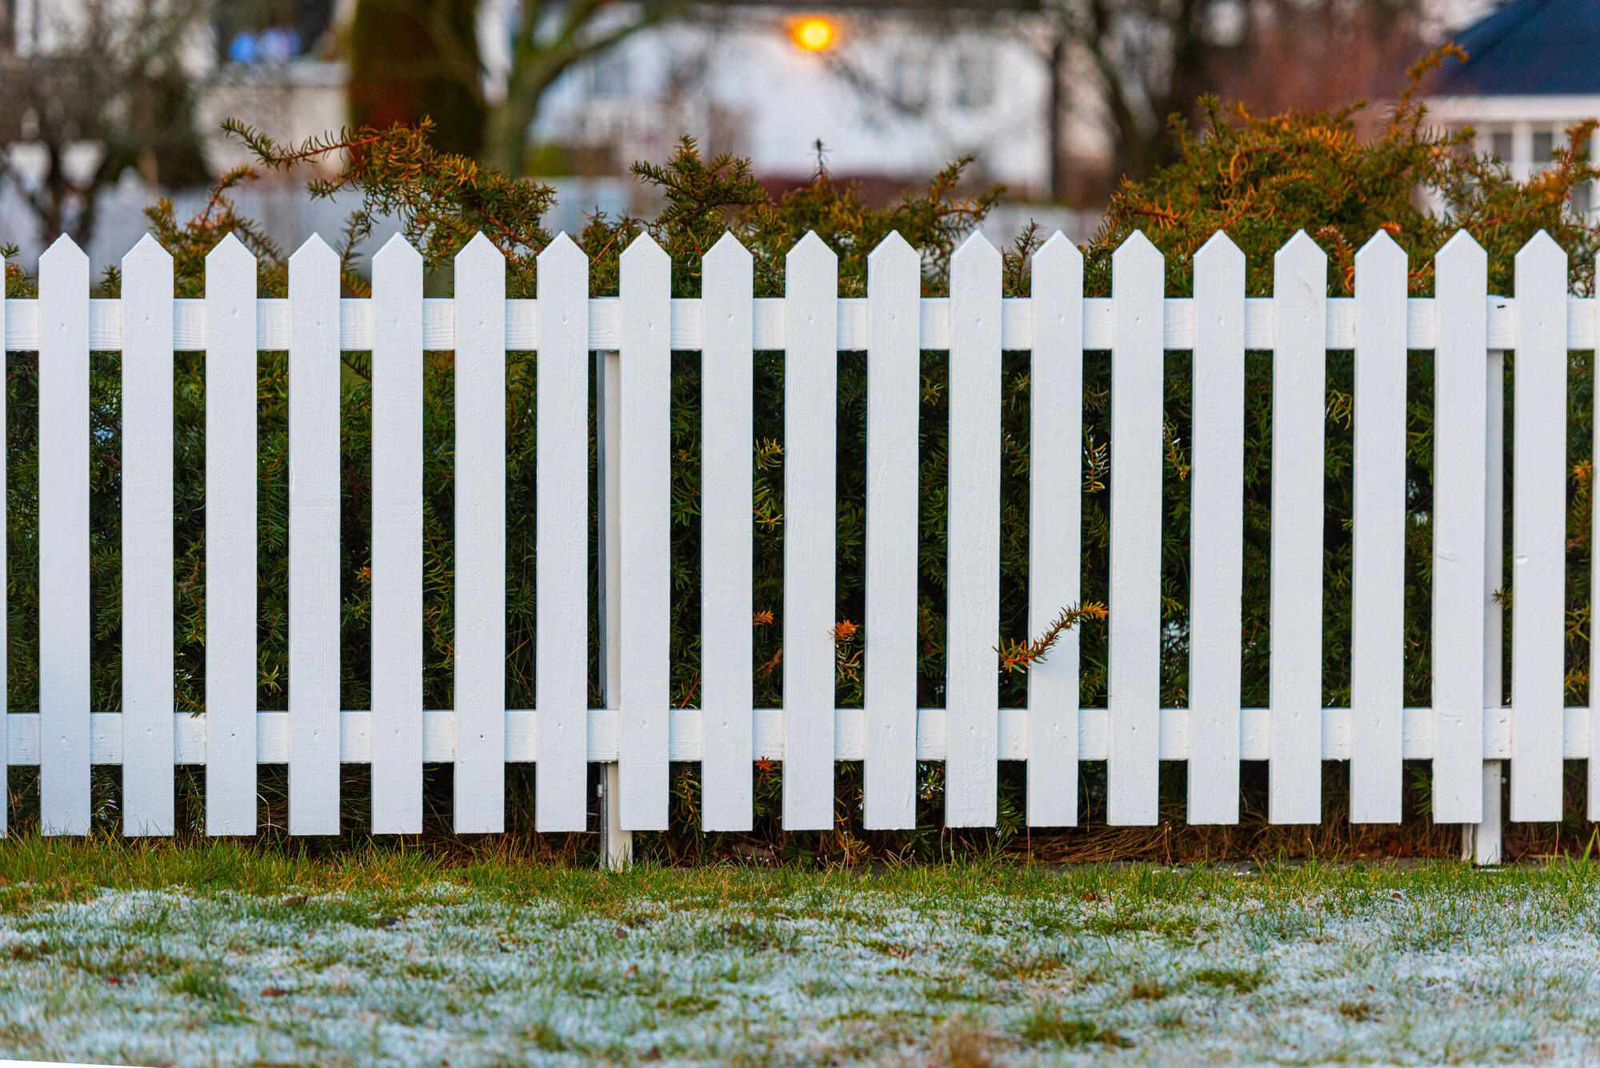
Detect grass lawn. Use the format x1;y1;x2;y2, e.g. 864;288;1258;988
0;843;1594;1065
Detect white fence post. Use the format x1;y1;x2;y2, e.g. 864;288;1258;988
596;347;631;868
1464;347;1507;865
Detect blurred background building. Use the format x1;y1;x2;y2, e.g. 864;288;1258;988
0;0;1589;268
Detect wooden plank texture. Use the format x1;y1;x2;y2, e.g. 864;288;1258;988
453;233;506;833
619;234;671;831
1349;230;1408;823
1107;232;1163;825
945;233;1003;827
1431;231;1488;823
701;233;755;830
535;233;590;831
370;234;425;834
121;235;175;835
1511;231;1567;822
1188;232;1245;824
38;236;91;835
783;232;838;830
288;236;342;835
1026;233;1083;827
1269;231;1327;825
205;234;258;835
864;232;920;829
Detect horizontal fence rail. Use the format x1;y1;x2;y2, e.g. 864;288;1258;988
0;225;1590;839
5;294;1600;352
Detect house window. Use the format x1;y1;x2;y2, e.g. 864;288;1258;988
1491;130;1513;164
952;48;993;111
589;52;630;100
217;0;334;64
1533;130;1555;169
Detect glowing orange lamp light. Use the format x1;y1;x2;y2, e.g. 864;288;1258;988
789;15;840;54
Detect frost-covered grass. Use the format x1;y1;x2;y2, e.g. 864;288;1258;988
0;841;1597;1064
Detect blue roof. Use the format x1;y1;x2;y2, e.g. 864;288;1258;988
1433;0;1600;96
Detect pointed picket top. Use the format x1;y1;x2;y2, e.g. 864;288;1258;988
206;230;255;268
619;229;668;270
788;229;837;271
39;232;88;273
1111;230;1162;301
538;230;587;272
1356;227;1403;259
373;230;421;270
1194;229;1243;271
1515;228;1567;276
456;230;503;268
123;232;171;270
705;230;752;271
1034;229;1083;273
867;229;916;269
289;232;338;269
1112;228;1161;266
1275;228;1326;272
952;228;1001;269
1355;228;1406;285
1435;228;1486;283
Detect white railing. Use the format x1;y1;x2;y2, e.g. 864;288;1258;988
2;225;1589;859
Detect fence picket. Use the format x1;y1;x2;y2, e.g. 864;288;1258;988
1269;231;1327;825
783;232;838;830
205;234;258;835
701;233;755;830
1027;233;1083;827
1432;232;1488;823
121;235;175;836
1350;231;1408;823
946;233;1003;827
454;233;506;833
1108;232;1163;825
1188;232;1244;825
38;236;90;835
619;234;672;831
288;236;342;835
1512;231;1567;822
370;234;424;834
864;232;920;829
535;234;590;831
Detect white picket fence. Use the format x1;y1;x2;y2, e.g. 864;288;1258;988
0;225;1592;849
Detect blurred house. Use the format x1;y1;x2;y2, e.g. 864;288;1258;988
499;6;1067;196
1425;0;1600;212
